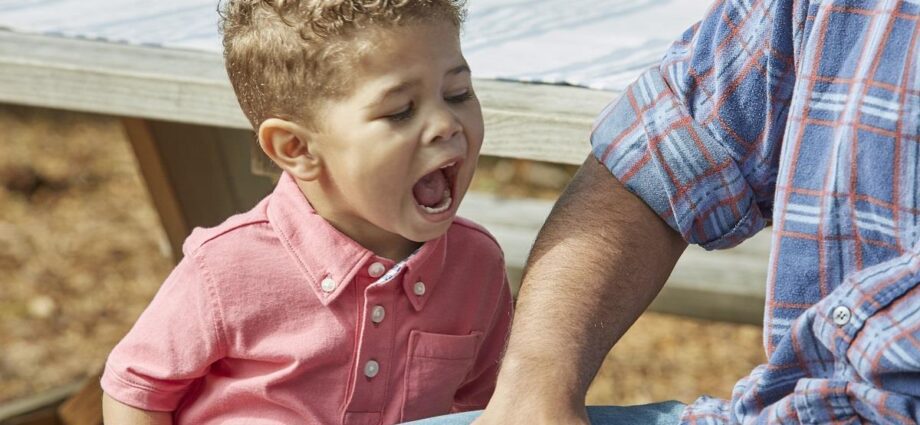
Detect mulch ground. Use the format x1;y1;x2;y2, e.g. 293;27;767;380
0;104;766;408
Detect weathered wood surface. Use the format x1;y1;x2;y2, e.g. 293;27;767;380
0;22;769;326
458;192;770;325
56;373;102;425
0;31;611;166
0;381;81;425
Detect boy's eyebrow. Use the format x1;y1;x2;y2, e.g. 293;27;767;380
369;81;416;108
368;64;471;108
447;64;471;76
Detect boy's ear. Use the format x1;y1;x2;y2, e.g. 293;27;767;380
257;118;322;181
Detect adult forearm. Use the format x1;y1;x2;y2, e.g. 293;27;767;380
490;156;686;418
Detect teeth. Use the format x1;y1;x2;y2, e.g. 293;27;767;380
419;190;452;214
439;162;456;170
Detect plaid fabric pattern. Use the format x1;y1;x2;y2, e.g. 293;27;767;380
590;0;920;423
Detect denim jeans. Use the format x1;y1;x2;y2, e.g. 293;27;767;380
402;401;686;425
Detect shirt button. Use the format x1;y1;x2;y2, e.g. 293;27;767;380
832;305;852;326
320;278;337;293
371;305;386;324
368;262;386;278
413;281;426;296
364;360;380;378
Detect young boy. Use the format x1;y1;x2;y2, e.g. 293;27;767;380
100;1;513;423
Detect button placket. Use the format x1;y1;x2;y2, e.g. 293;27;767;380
363;360;380;379
371;305;386;324
367;263;389;326
345;280;397;414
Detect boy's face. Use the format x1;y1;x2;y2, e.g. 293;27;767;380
305;21;484;259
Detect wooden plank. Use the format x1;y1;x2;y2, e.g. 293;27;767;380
145;121;273;230
0;32;243;129
56;373;102;425
475;79;611;164
146;121;239;229
0;31;613;166
0;407;59;425
213;127;276;208
124;120;274;253
121;118;189;261
458;192;769;324
0;380;81;425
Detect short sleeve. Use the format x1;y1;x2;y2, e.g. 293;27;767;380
101;253;227;411
591;0;803;250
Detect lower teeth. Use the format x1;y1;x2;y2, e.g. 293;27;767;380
419;190;452;214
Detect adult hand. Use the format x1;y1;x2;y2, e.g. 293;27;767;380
471;376;589;425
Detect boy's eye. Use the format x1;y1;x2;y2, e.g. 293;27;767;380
386;103;414;122
445;90;474;104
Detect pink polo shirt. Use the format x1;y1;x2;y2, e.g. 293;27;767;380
101;173;513;425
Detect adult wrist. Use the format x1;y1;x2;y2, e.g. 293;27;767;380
493;352;587;409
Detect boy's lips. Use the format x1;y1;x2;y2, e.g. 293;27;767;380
412;158;463;216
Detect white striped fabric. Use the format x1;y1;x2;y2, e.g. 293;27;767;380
0;0;713;91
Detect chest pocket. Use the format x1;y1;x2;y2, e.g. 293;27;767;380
400;330;482;422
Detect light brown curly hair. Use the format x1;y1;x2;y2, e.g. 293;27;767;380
220;0;466;129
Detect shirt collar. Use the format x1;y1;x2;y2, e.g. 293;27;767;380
266;172;446;310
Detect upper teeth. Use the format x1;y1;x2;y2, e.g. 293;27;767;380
439;162;456;169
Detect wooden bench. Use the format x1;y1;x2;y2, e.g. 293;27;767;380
0;30;769;325
0;27;769;425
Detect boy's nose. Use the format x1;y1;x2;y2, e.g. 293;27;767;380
424;106;463;145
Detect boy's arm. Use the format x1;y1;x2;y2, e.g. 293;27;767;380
102;392;173;425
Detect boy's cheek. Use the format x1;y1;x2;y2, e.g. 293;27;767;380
460;110;484;142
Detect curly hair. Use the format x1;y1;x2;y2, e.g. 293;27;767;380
220;0;466;129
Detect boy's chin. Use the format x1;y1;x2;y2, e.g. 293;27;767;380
402;220;454;243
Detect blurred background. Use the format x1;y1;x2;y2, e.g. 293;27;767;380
0;0;772;423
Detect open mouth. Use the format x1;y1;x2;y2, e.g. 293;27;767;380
412;160;460;215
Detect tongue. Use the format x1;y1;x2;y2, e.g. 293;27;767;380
413;169;448;207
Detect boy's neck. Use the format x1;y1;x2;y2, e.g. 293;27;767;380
295;179;422;261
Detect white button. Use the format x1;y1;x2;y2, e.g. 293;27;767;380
832;306;851;326
371;305;386;324
364;360;380;378
321;278;337;293
413;281;426;296
368;262;386;278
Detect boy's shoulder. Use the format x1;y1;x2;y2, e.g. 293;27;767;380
448;216;504;260
181;197;272;257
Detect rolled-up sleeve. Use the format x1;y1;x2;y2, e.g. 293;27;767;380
591;0;801;250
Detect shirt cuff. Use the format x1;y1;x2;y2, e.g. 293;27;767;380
100;365;184;412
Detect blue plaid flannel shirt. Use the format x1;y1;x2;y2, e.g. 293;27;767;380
591;0;920;423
